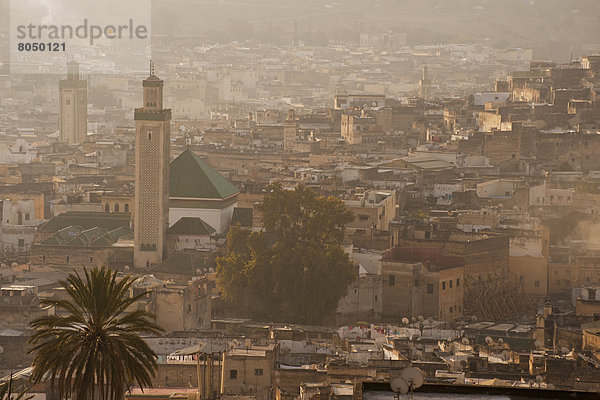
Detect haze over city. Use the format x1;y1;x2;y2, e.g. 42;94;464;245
1;1;600;399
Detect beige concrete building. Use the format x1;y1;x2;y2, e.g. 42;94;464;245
381;249;465;322
221;345;277;400
59;61;87;144
134;64;171;269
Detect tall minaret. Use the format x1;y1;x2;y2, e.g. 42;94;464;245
134;61;171;269
419;66;431;100
59;61;87;144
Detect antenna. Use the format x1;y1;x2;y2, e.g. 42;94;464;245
150;59;155;76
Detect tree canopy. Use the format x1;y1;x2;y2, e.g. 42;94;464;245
216;183;356;324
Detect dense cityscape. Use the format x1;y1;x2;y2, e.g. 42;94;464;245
1;1;600;399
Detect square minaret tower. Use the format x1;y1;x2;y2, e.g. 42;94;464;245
134;62;171;268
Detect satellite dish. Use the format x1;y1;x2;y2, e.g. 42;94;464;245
498;338;504;344
401;367;424;389
485;336;493;345
124;265;130;271
0;346;3;354
536;375;543;383
462;338;470;345
418;315;424;322
561;347;569;354
390;377;409;395
244;339;252;348
401;317;409;325
209;267;215;273
547;384;555;390
534;340;543;348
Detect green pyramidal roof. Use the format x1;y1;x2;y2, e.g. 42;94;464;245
170;149;239;200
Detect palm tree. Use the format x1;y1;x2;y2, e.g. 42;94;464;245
0;375;31;400
28;267;163;400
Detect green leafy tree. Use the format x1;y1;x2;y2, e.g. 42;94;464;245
217;183;356;323
28;267;163;400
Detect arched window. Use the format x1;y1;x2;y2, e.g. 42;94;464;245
105;203;110;212
115;203;120;212
124;204;129;212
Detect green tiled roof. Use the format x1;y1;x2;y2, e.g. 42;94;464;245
39;211;131;233
168;217;216;235
90;226;133;247
231;207;253;227
64;227;108;246
41;226;82;245
40;225;132;247
169;149;239;200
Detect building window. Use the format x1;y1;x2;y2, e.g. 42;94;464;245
18;239;25;247
124;204;129;212
535;280;540;287
66;256;70;262
359;215;369;221
230;370;237;380
42;255;46;261
105;203;110;212
456;278;460;287
89;257;93;262
375;295;378;301
427;284;434;294
115;203;120;212
442;281;446;290
25;213;30;221
389;275;395;286
449;280;453;289
254;369;263;376
449;306;453;313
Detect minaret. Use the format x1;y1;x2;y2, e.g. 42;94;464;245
59;61;87;144
134;61;171;269
419;66;431;100
283;109;298;153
